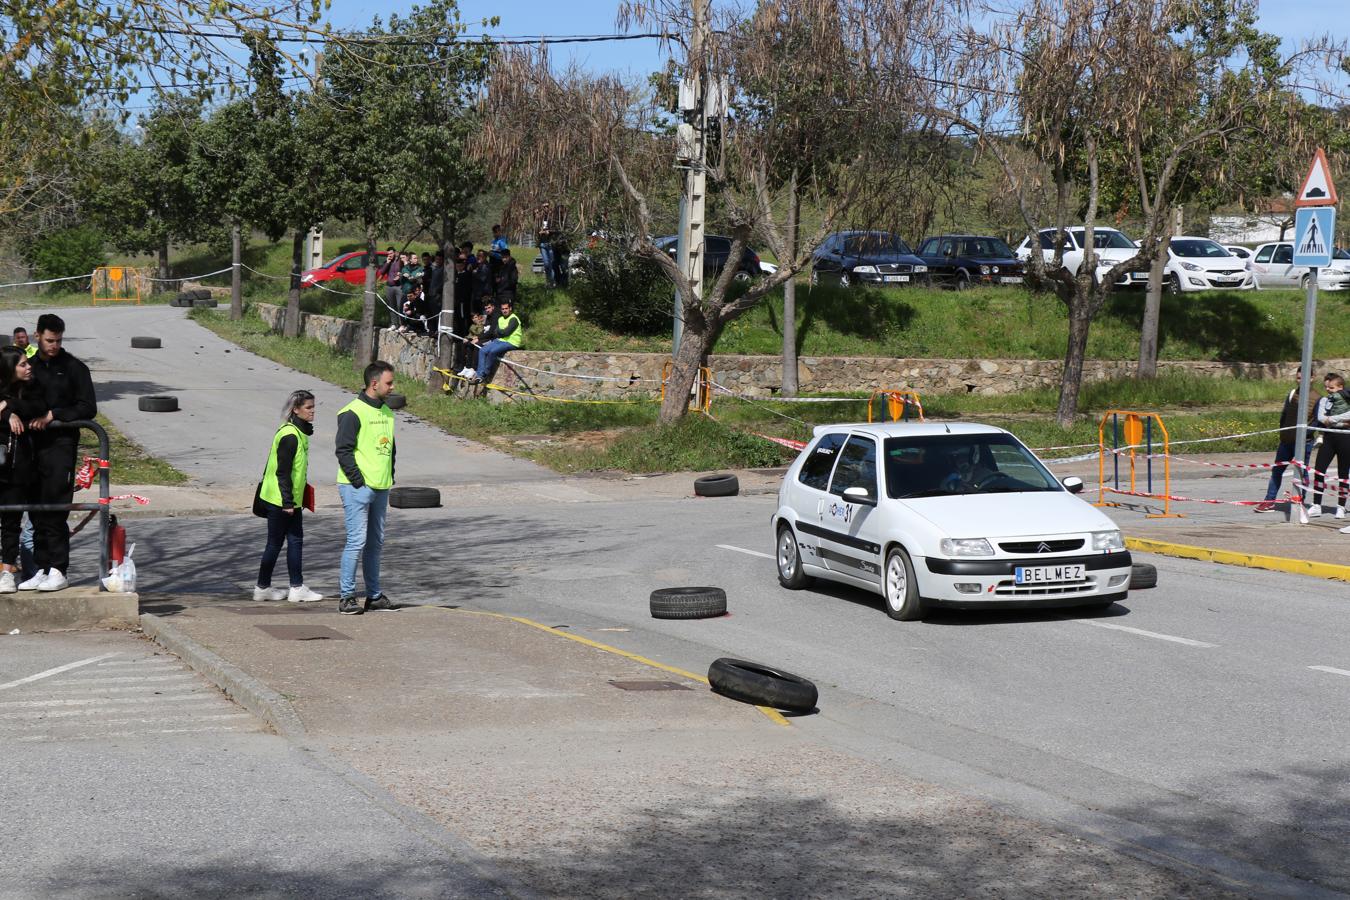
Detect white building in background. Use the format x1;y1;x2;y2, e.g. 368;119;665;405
1208;196;1296;246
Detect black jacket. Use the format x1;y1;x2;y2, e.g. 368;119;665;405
424;263;445;313
1279;387;1318;442
0;386;49;482
334;393;395;489
30;349;96;440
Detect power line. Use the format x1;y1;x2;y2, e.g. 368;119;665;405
124;26;670;48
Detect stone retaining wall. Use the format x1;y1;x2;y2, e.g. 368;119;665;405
255;303;1345;399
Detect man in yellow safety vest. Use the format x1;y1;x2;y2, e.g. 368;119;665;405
335;360;397;615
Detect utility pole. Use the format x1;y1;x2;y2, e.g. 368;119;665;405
673;0;711;359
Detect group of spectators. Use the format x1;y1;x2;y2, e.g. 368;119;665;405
1258;369;1350;532
379;224;521;339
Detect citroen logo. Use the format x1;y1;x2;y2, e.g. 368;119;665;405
1036;542;1051;553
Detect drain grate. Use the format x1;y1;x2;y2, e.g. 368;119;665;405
255;624;352;641
608;680;692;692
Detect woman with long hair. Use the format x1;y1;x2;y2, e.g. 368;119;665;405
0;345;48;593
254;390;322;602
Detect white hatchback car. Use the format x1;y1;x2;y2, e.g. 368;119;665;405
1164;237;1253;292
772;422;1133;620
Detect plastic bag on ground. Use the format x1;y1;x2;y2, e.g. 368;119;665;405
101;543;136;593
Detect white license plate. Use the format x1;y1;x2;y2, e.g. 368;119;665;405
1000;276;1023;284
884;275;910;283
1015;564;1086;584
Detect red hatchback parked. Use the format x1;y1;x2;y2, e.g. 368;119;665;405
299;250;392;288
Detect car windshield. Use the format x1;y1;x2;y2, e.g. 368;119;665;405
1069;229;1136;249
1335;248;1350;260
843;233;913;256
957;237;1015;258
1170;239;1230;258
884;433;1060;499
321;253;353;269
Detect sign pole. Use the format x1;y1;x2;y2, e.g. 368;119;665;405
1293;267;1317;522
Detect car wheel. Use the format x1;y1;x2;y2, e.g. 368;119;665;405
694;473;739;497
839;272;851;288
1301;274;1312;290
1129;562;1157;590
776;524;812;590
650;586;727;620
389;486;441;509
733;271;751;283
954;275;969;291
809;268;819;287
138;395;178;413
883;546;923;621
130;336;161;349
1165;273;1182;295
708;657;817;713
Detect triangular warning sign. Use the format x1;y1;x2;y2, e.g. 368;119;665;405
1296;148;1338;207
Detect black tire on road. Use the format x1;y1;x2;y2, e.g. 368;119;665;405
386;392;407;410
130;336;162;349
192;296;218;308
1129;562;1157;590
138;395;179;413
389;486;441;509
708;657;818;713
694;473;739;497
170;295;192;308
190;289;213;300
650;586;727;620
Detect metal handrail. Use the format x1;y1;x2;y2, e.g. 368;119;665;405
0;419;111;590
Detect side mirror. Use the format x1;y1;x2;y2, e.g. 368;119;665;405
1061;476;1084;494
843;486;877;506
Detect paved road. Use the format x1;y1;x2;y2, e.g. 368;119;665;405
1;631;520;898
105;495;1350;897
37;304;554;488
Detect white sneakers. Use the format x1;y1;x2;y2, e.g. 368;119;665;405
457;366;475;379
17;569;66;591
287;585;323;603
1337;507;1346;520
1307;505;1322;518
0;571;15;594
253;585;288;602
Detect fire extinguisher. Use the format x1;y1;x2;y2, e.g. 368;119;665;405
108;514;126;566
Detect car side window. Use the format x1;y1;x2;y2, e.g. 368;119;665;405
340;254;367;271
939;239;955;257
1273;245;1293;264
1254;245;1273;263
798;433;847;491
918;239;935;255
829;436;878;499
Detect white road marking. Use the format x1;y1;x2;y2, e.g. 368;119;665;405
35;684;207;696
716;544;774;560
0;699;225;721
1068;618;1216;648
0;652;120;691
1308;665;1350;678
13;722;255;743
49;674;196;687
0;694;218;710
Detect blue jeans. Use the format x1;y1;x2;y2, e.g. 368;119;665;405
475;340;514;381
257;506;304;588
338;483;388;599
19;513;34;580
1265;441;1313;501
538;243;555;286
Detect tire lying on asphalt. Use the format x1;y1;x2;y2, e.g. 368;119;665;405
650;586;727;620
386;392;407;410
694;473;739;497
192;296;218;308
130;336;162;349
169;294;193;308
389;486;440;509
1129;562;1157;590
190;288;213;301
138;395;179;413
708;657;818;713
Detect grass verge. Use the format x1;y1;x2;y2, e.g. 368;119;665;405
81;414;189;486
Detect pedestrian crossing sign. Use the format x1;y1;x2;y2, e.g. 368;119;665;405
1293;206;1335;267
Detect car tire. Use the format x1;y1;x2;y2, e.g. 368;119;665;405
193;296;218;308
776;524;813;590
650;586;727;620
138;395;178;413
838;272;851;289
1301;274;1312;290
130;336;161;349
1165;273;1182;296
708;657;817;713
386;392;407;410
883;546;923;621
809;268;819;287
190;289;213;300
1129;562;1157;590
169;294;191;308
954;274;969;291
389;486;441;509
694;473;739;497
733;271;751;283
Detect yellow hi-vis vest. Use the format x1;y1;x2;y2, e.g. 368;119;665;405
23;345;36;358
337;397;394;489
259;421;309;507
497;313;523;348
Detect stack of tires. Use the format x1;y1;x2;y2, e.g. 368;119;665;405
169;289;218;308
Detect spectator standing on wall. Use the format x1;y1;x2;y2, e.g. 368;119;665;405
254;390;322;604
495;249;519;304
490;224;508;262
425;252;446;326
380;249;402;322
335;361;397;615
473;248;494;307
536;206;555;288
20;313;96;593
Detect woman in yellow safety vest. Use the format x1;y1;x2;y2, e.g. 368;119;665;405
254;390;322;603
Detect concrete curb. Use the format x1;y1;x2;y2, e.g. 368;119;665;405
139;613;306;737
1126;536;1350;583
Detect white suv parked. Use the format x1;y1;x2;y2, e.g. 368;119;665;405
1249;242;1350;290
771;422;1132;620
1015;227;1147;286
1163;237;1252;292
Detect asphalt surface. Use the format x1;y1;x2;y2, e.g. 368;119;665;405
1;631;518;899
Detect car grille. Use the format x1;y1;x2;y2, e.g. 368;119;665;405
877;263;913;275
994;577;1097;596
998;539;1084;554
1209;269;1244;277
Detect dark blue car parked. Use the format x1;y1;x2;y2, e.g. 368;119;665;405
916;234;1024;290
810;231;935;288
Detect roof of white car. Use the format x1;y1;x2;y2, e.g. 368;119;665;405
812;421;1010;439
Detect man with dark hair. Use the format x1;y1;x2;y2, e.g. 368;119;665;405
335;361;396;615
379;248;402;322
12;327;35;359
495;248;519;304
20;313;96;593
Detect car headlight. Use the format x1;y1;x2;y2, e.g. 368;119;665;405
940;538;994;557
1180;261;1202;271
991;265;1000;274
979;265;991;275
853;265;878;275
1091;530;1124;552
914;265;928;273
1096;259;1115;267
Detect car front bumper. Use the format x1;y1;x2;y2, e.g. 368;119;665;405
1180;272;1253;290
916;551;1133;605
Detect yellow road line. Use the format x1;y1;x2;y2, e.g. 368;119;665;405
436;607;791;727
1126;537;1350;583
